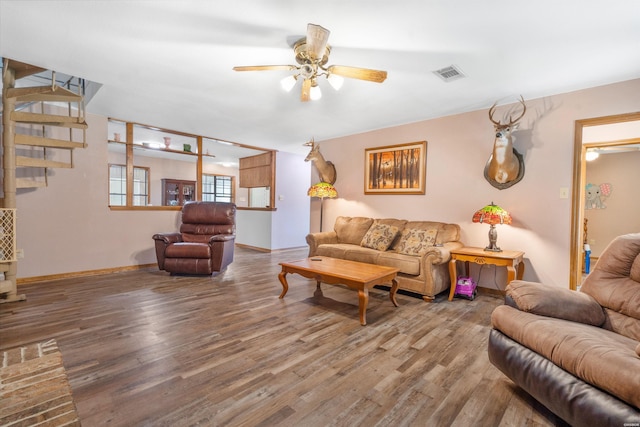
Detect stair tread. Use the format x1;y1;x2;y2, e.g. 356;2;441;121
15;134;85;149
16;156;72;168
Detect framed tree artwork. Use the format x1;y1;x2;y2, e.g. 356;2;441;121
364;141;427;194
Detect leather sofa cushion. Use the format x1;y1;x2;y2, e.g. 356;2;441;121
507;280;605;326
334;216;373;245
580;233;640;341
492;305;640;410
165;242;211;258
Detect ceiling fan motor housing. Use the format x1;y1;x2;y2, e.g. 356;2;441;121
294;38;331;66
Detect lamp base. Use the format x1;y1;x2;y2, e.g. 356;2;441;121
485;224;503;252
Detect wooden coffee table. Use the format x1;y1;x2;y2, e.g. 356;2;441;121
278;257;399;325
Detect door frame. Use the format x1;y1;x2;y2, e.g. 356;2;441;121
569;111;640;290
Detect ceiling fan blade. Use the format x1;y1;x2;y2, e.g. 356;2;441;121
300;78;311;102
327;65;387;83
233;65;296;72
306;24;330;61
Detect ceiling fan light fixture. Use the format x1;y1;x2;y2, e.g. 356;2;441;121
310;83;322;101
280;75;297;92
327;74;344;91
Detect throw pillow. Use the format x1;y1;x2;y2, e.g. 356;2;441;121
360;223;399;251
397;228;438;256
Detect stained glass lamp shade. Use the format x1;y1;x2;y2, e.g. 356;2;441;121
472;202;512;252
308;182;338;232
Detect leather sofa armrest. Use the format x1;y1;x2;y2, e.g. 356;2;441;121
306;231;338;256
152;233;183;244
507;280;606;327
209;234;235;243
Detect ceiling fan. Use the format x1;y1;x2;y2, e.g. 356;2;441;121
233;23;388;102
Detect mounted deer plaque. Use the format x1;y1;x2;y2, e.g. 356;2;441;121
304;139;336;185
484;96;527;190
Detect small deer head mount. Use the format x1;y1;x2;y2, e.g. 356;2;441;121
484;96;527;190
304;138;337;185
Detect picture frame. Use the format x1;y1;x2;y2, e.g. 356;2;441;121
364;141;427;195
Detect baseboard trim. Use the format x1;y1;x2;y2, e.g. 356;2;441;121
17;263;158;285
235;244;307;253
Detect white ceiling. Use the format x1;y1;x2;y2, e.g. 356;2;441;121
1;1;639;156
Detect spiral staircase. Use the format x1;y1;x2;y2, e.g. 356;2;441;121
1;58;89;303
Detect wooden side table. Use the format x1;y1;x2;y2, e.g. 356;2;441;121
448;247;525;301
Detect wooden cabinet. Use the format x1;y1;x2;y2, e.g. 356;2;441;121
162;179;196;206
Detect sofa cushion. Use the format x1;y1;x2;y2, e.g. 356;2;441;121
492;305;640;410
405;221;460;245
361;223;399;251
334;216;374;245
377;251;421;275
580;233;640;341
506;280;605;327
375;218;408;250
316;243;351;259
396;228;438;256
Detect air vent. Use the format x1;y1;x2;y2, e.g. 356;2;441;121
433;65;466;82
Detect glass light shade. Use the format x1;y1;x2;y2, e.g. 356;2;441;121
472;202;512;225
327;74;344;90
310;84;322;101
307;182;337;199
280;75;297;92
585;150;599;161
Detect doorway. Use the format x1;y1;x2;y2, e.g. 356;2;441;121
570;112;640;290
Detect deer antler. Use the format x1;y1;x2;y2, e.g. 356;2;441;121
489;96;527;127
488;102;501;126
303;137;315;148
508;95;527;126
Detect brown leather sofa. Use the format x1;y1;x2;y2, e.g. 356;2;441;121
489;233;640;426
153;201;236;275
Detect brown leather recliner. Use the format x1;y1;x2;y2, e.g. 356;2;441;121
153;201;236;275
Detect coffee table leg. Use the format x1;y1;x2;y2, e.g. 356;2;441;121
278;271;288;299
389;278;399;307
358;288;369;326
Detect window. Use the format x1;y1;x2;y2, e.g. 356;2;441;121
202;174;234;203
109;164;150;206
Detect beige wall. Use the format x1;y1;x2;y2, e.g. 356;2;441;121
13;78;640;284
313;79;640;289
585;151;640;257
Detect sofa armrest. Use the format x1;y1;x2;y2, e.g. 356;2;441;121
306;231;338;256
507;280;605;327
420;241;463;265
152;233;183;244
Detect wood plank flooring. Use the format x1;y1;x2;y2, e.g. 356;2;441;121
0;247;568;426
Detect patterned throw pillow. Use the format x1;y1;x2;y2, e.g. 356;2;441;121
360;223;400;251
397;228;438;256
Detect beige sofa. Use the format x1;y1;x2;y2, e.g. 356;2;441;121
306;216;463;301
489;233;640;425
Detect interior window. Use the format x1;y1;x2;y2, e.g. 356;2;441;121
109;164;150;206
202;174;234;203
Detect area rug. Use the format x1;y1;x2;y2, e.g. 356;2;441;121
1;339;80;426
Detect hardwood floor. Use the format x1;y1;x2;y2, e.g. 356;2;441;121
0;247;567;426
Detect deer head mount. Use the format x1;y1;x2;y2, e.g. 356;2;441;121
304;138;337;185
484;96;527;190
